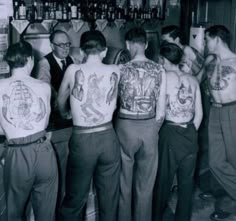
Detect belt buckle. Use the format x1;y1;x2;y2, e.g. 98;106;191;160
213;103;223;108
36;136;46;144
180;124;187;128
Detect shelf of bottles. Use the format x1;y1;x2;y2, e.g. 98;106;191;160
12;0;166;23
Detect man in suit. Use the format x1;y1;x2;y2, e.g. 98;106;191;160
35;30;74;128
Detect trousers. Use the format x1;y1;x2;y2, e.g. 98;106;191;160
60;123;120;221
4;131;58;221
116;117;159;221
153;122;198;221
208;105;236;213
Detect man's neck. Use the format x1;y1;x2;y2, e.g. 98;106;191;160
52;53;66;60
132;54;147;61
215;46;236;60
85;55;103;64
11;67;30;78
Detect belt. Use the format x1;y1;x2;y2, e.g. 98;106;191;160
7;136;47;147
118;111;156;120
165;120;193;128
73;123;113;135
211;100;236;108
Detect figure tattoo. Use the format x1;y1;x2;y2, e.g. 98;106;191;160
2;80;46;130
106;72;118;105
72;69;85;101
80;73;105;124
167;82;194;118
207;58;236;91
119;61;162;114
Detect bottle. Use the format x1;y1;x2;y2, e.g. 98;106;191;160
156;0;161;18
115;5;124;19
77;2;82;19
151;5;157;19
13;0;19;20
107;1;115;21
128;5;134;21
32;0;38;21
44;1;50;20
93;2;101;20
62;3;68;20
67;1;72;20
49;1;55;19
37;0;44;20
55;2;63;20
71;0;77;19
19;0;26;20
133;5;138;19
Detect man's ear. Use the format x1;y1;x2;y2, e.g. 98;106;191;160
174;37;180;45
79;48;85;57
50;42;55;51
101;47;108;59
216;36;222;45
126;41;131;50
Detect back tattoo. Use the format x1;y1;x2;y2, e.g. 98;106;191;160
2;80;46;130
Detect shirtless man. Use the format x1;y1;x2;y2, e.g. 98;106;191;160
0;41;58;221
161;25;204;80
204;25;236;221
153;42;202;221
116;27;166;221
58;30;120;221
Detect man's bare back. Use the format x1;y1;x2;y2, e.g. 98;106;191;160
0;76;50;139
206;55;236;103
59;63;120;127
166;71;199;123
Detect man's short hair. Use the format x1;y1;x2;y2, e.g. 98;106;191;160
125;27;147;44
160;42;183;65
49;29;68;43
205;25;230;46
161;25;184;44
5;41;33;69
80;30;106;55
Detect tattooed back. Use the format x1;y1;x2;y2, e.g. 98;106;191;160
118;60;164;117
206;56;236;103
66;63;120;127
0;76;51;140
165;70;199;123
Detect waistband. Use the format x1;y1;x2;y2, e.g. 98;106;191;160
118;111;156;120
73;122;113;134
6;131;47;147
164;120;193;128
211;100;236;108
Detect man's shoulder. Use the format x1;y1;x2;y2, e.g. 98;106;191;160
103;63;120;72
0;78;9;90
181;72;199;85
122;59;162;69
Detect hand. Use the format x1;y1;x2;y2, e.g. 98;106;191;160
63;111;72;120
0;157;5;166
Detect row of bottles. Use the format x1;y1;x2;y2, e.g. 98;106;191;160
13;0;165;21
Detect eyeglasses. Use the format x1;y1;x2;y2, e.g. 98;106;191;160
52;42;71;49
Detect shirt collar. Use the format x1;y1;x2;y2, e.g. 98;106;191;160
52;53;65;69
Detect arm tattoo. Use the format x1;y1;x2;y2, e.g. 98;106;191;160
2;80;46;130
